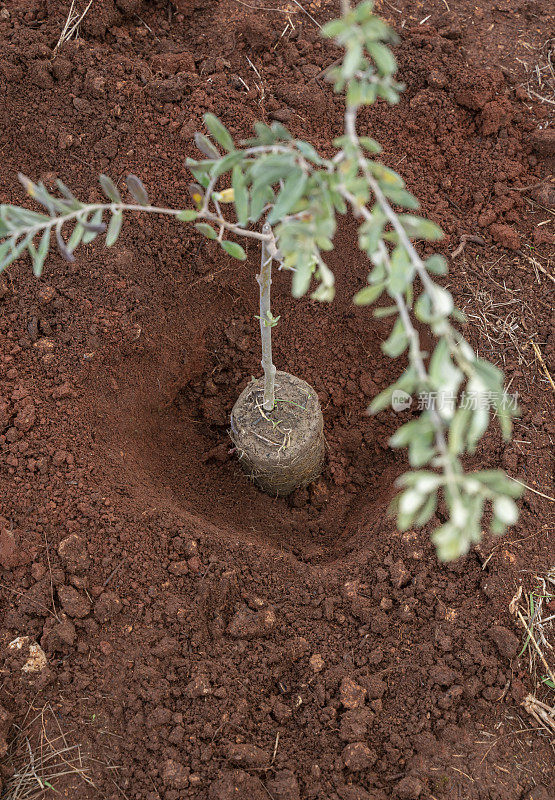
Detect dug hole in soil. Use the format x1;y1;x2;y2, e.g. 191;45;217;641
0;1;554;799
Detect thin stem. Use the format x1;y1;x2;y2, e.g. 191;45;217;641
257;222;277;411
11;200;272;243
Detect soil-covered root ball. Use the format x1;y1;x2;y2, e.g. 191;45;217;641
230;371;324;497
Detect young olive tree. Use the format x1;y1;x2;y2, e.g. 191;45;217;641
0;1;523;559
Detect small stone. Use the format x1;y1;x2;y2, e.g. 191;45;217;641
93;591;122;623
427;69;447;89
37;285;57;305
340;707;374;742
169;560;189;575
161;759;189;789
0;527;20;568
14;403;36;432
72;96;93;114
270;108;292;123
429;665;457;687
490;223;520;251
185;675;212;698
390;559;411;588
309;653;325;672
488;625;519;659
224;743;267;768
57;585;91;619
209;769;267;800
266;769;300;800
8;637;48;674
394;775;423;799
58;534;89;572
529;128;555;156
362;675;387;699
342;742;377;771
226;606;276;638
41;615;76;652
340;676;367;709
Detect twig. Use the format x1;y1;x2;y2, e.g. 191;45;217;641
530;339;555;391
507;476;555;502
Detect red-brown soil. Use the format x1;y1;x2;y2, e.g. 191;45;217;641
0;1;554;799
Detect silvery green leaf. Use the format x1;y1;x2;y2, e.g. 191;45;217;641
425;254;448;274
380;186;420;209
343;42;363;79
99;174;121;203
106;211;123;246
353;282;385;305
232;165;248;226
399;215;443;241
177;209;198;222
432;523;467;561
126;174;149;206
449;406;471;455
493;496;518;526
67;222;85;253
32;228;50;277
387;246;415;295
221;240;247;260
194;132;220;159
367;41;397;76
194;223;217;240
82;209;104;244
55;223;75;262
203;113;234;152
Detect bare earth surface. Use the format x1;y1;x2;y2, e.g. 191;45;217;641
0;1;554;799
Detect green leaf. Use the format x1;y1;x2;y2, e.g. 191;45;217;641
194;132;220;159
343;42;363;79
295;140;322;164
399;215;443;241
212;150;246;178
126;175;149;206
99;174;121;203
232;165;249;226
67;222;85;253
387;246;415;296
204;113;235;152
250;184;274;222
177;209;198;222
373;305;398;318
353;282;385;306
432;523;467;561
414;492;438;526
359;136;382;154
221;240;247;260
425;254;448;275
493;496;518;526
382;314;409;357
449;406;471;455
195;222;217;240
321;18;347;38
0;234;33;273
32;228;51;277
381;186;420;209
367;41;397;76
83;209;104;244
267;170;307;225
106;211;122;246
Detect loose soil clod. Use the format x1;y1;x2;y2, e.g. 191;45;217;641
230;371;324;496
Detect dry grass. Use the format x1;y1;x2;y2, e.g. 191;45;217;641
1;703;95;800
516;37;555;106
53;0;93;58
510;574;555;739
